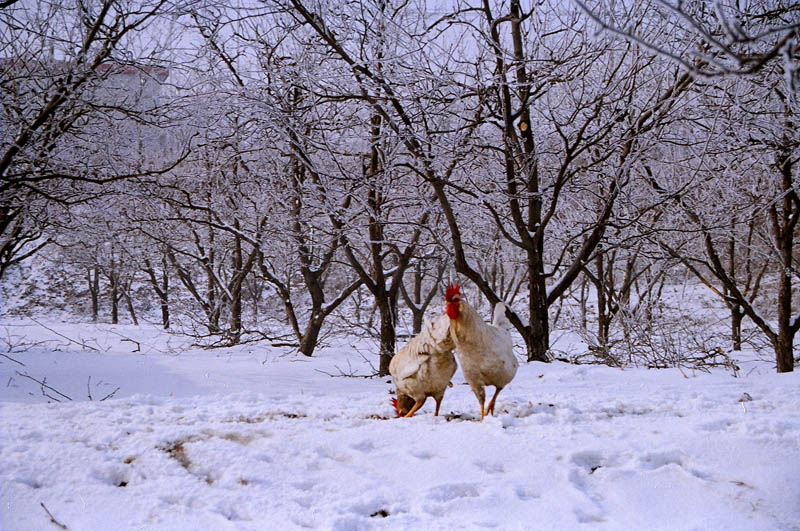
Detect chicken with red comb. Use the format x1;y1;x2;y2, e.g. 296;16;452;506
444;284;518;421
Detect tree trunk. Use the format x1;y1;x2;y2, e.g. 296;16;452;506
144;257;169;329
377;298;396;376
124;286;138;326
230;229;244;341
774;219;795;373
594;253;611;350
578;275;589;331
110;269;119;325
160;259;169;329
771;105;797;373
526;254;550;362
411;264;423;334
731;304;743;351
774;327;794;374
88;266;100;322
206;250;219;333
526;289;550;362
298;313;323;357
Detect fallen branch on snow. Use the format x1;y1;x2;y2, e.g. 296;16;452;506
16;371;72;402
1;352;25;366
315;353;379;379
120;338;141;352
15;372;119;402
28;318;101;352
40;502;68;529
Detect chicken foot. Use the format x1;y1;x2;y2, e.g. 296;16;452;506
433;395;444;416
486;386;503;417
474;387;487;421
404;397;427;418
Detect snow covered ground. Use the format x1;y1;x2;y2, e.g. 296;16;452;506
1;319;798;530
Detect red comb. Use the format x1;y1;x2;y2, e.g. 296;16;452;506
445;283;460;302
391;397;401;417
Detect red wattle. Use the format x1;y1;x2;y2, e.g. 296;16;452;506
446;302;460;320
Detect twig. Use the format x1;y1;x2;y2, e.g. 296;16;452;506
40;502;68;530
28;318;99;352
1;352;26;366
314;367;376;379
99;387;120;401
87;375;120;401
120;338;141;352
15;371;72;402
314;354;379;379
1;329;54;355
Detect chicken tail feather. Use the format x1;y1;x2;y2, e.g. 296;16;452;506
492;302;512;330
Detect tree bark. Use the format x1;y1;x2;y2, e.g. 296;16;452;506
88;266;100;322
144;257;169;329
772;138;797;373
377;298;397;376
298;314;324;358
123;281;138;326
110;268;119;325
526;255;550;362
230;225;244;340
731;305;743;351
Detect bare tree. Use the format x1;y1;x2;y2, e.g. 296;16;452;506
400;255;448;335
643;111;798;372
0;0;187;277
573;0;798;372
573;0;799;82
439;0;694;361
168;7;365;353
266;0;697;364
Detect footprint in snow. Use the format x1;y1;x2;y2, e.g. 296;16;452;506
514;485;540;500
14;476;42;489
294;495;314;509
574;508;606;524
570;450;613;474
568;450;618;504
473;459;505;474
350;440;376;453
697;418;736;432
638;450;710;480
427;482;482;502
638;450;685;470
411;449;434;460
315;446;351;463
91;464;130;487
567;452;609;523
347;496;393;517
292;479;316;491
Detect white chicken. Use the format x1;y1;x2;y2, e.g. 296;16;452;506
445;284;518;421
389;313;457;418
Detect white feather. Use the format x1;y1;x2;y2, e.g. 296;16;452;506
390;313;457;410
491;302;513;331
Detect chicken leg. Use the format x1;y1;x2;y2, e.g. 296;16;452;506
404;397;427;418
473;386;487;421
486;386;503;417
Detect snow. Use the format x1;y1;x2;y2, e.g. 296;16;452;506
1;320;799;530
